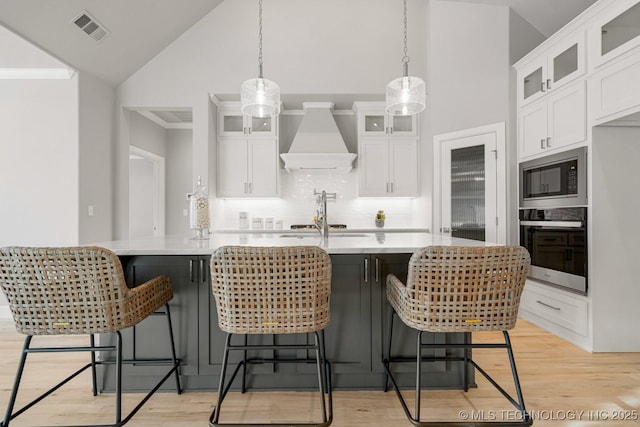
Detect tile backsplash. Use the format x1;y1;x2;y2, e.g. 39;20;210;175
211;170;429;230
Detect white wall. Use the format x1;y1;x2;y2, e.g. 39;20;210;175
166;129;193;235
0;78;79;247
591;125;640;351
78;73;115;243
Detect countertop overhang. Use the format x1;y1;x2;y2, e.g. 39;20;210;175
92;230;496;256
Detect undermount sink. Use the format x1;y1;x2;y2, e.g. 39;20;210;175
279;233;368;239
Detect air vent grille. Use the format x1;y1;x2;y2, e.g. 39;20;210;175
72;11;109;42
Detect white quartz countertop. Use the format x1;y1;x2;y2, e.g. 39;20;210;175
91;230;496;256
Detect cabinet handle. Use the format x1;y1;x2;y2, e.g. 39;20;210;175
375;258;380;283
248;182;252;194
244;182;248;194
546;137;551;148
546;79;551;90
540;139;545;149
200;259;206;282
540;82;546;93
390;182;394;193
189;259;195;282
363;258;369;284
536;300;561;311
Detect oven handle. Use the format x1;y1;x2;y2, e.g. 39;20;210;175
519;220;583;228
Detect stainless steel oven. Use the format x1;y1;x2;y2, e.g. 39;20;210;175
519;147;587;208
519;207;587;295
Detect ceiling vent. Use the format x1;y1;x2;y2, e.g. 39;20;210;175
72;11;109;42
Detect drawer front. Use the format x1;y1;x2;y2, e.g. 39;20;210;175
520;282;588;336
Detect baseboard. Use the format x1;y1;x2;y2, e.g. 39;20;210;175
0;306;11;319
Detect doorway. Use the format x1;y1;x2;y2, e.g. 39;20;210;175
129;146;165;238
433;122;506;244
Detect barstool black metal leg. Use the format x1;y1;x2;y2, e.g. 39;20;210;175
1;335;32;427
115;331;123;425
383;304;395;392
415;330;423;421
504;331;528;420
241;334;248;393
463;344;469;392
313;332;327;423
90;334;98;397
211;333;233;425
164;304;182;394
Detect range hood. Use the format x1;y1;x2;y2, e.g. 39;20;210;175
280;102;357;172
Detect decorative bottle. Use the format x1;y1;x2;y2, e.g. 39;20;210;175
189;176;209;239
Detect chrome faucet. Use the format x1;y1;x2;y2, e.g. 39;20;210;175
314;189;336;241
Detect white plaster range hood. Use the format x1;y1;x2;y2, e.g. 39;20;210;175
280;102;356;172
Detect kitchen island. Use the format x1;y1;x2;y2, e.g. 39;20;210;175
93;231;494;392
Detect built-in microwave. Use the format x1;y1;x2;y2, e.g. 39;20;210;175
519;147;587;208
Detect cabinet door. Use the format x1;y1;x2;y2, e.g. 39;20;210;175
519;59;546;106
359;113;387;135
218;138;248;197
388;138;418;197
218;111;246;137
323;254;372;376
389;114;417;136
358;139;389;196
248;115;277;136
247;138;279;197
547;32;585;92
518;100;548;159
547;80;586;151
98;255;200;393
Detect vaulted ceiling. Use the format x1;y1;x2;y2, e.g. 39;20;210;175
0;0;597;88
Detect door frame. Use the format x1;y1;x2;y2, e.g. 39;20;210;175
433;122;506;244
129;145;166;237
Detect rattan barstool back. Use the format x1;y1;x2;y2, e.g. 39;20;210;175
0;246;173;335
387;245;530;333
210;245;332;335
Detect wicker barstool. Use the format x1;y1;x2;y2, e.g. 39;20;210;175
383;246;532;426
0;246;181;427
209;246;333;427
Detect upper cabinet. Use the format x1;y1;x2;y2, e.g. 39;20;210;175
589;0;640;69
216;102;279;198
353;102;419;197
218;106;277;137
354;102;417;137
518;31;586;107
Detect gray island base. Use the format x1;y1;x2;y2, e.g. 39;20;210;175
95;232;493;392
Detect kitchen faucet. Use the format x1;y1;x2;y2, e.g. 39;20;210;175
314;189;336;241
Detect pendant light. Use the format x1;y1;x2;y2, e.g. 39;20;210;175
240;0;280;118
386;0;426;116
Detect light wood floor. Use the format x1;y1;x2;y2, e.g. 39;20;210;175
1;318;639;426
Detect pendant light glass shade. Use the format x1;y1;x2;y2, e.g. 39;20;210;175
241;76;280;118
386;0;426;116
386;74;426;116
240;0;280;118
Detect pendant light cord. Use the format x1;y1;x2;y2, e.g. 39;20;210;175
258;0;264;78
402;0;410;76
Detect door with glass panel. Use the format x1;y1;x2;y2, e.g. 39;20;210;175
434;123;506;244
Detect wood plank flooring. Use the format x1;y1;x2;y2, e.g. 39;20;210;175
1;318;639;426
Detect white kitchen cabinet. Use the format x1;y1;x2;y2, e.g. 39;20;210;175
218;138;279;198
218;107;276;137
590;48;640;124
518;31;586;107
353;102;417;136
588;0;640;70
519;279;590;349
518;80;586;160
358;138;418;197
